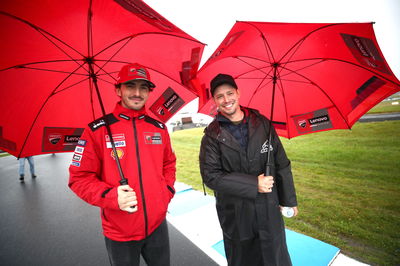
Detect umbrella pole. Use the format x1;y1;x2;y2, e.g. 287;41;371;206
265;64;278;176
88;63;128;186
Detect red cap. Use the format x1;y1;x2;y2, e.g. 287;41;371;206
116;63;156;88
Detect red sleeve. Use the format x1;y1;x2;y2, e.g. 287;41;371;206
68;128;119;210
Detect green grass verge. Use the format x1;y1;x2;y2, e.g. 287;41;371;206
171;121;400;266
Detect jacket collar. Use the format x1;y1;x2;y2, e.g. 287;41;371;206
113;102;147;120
216;107;249;125
206;107;264;139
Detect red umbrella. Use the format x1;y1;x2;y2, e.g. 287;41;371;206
195;21;400;140
0;0;204;159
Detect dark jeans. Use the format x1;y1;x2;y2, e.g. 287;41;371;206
105;220;170;266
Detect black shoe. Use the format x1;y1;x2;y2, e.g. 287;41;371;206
19;175;25;183
32;174;37;179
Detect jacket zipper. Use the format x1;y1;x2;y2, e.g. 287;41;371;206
133;118;148;237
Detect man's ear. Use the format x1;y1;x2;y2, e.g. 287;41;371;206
115;87;122;97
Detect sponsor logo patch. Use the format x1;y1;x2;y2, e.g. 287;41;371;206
72;154;82;162
105;134;126;148
293;108;333;135
77;139;87;146
92;119;105;129
106;141;126;148
144;132;162;144
111;148;124;160
71;161;81;167
74;146;84;154
260;139;273;153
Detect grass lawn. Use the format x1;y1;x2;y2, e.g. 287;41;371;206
171;120;400;266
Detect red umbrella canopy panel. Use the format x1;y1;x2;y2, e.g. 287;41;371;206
0;0;204;157
196;21;400;138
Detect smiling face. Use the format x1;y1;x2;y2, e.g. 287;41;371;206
116;80;150;110
212;84;242;120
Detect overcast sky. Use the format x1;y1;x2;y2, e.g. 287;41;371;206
144;0;400;119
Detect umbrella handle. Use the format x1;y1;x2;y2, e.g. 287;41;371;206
265;163;273;176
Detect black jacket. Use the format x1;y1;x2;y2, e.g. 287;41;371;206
199;107;297;265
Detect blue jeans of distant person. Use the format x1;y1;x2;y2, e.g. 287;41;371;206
105;219;170;266
19;156;35;176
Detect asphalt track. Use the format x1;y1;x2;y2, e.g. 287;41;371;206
0;153;218;266
358;112;400;122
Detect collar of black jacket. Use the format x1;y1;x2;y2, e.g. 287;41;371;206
216;107;249;125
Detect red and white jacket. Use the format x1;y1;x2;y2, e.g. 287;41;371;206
69;103;176;241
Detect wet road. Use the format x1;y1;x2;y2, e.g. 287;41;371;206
0;153;217;266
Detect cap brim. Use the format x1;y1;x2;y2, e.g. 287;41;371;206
122;78;156;88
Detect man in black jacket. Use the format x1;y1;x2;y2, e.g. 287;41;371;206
199;74;298;266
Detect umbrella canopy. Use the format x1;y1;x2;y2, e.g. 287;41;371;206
195;21;400;138
0;0;204;158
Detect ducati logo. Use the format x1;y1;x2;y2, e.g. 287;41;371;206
298;119;307;128
48;134;62;145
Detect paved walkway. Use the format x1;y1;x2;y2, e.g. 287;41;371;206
0;153;368;265
0;153;217;266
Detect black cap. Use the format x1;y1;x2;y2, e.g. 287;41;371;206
210;74;238;96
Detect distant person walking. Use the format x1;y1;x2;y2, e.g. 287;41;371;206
19;156;37;182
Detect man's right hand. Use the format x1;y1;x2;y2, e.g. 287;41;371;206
258;174;274;193
117;185;138;213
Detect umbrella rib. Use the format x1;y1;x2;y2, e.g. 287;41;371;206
0;11;84;65
4;65;89;77
286;57;400;86
0;59;84;72
278;59;325;79
240;21;275;63
246;73;274;107
94;31;204;58
278;23;348;64
18;63;88;157
233;56;276;106
92;36;134;82
92;32;205;80
52;77;90;95
280;64;352;129
235;56;272;76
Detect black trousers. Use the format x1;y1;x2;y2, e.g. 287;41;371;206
105;219;170;266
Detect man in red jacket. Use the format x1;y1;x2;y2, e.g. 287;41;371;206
69;63;176;266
